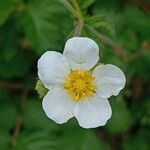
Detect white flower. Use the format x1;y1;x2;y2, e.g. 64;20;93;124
37;37;126;129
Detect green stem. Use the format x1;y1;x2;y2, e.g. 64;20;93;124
86;25;128;61
74;19;84;36
59;0;81;19
59;0;84;36
71;0;84;36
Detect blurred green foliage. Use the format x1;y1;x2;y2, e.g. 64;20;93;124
0;0;150;150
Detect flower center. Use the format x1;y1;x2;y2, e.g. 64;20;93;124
64;70;96;101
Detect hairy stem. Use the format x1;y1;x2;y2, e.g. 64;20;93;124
74;19;84;36
72;0;84;36
128;48;149;61
11;116;22;148
11;90;28;149
87;25;128;61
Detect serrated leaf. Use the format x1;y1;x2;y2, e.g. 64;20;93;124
85;15;106;24
19;0;72;54
85;15;114;33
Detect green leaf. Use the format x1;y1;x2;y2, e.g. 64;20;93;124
0;51;30;78
15;131;57;150
15;122;110;150
0;103;17;132
85;15;114;33
23;100;58;131
140;99;150;126
78;0;95;9
105;96;133;134
58;129;110;150
21;110;110;150
0;132;11;150
0;0;14;26
85;15;106;24
19;0;72;54
128;54;150;81
123;129;150;150
115;29;138;51
124;6;150;39
0;22;18;62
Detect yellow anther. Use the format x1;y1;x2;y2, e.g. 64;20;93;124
64;70;96;101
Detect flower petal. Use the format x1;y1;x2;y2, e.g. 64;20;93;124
74;94;112;128
42;87;75;124
38;51;70;89
63;37;99;70
93;64;126;98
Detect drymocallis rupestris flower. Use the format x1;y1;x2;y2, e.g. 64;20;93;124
37;37;126;129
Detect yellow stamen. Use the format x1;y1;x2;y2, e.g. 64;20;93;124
64;70;96;101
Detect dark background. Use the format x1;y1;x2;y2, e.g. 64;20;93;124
0;0;150;149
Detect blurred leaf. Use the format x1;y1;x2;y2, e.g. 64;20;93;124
124;6;150;39
0;103;17;132
23;100;59;131
123;129;150;150
106;96;133;134
118;30;138;51
19;0;72;54
0;90;11;103
15;131;57;150
93;0;121;13
128;54;150;81
0;132;11;150
59;129;110;150
0;21;18;61
78;0;95;9
0;0;14;26
22;106;110;150
140;99;150;126
0;51;30;78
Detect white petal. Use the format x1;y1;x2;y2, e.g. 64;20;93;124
74;94;112;128
63;37;99;70
93;64;126;98
38;51;70;89
42;88;75;124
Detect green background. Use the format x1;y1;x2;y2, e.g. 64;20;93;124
0;0;149;149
